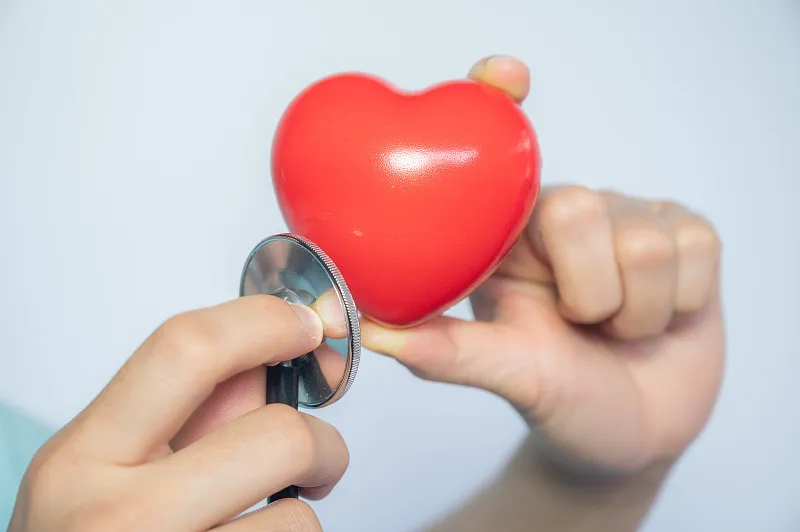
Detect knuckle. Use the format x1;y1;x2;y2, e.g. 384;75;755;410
153;311;218;368
24;452;65;505
269;405;318;471
616;228;676;268
282;500;322;532
25;442;55;482
24;451;134;532
541;186;606;233
676;220;722;259
23;441;81;507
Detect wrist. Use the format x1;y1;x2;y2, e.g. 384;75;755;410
523;429;676;484
426;436;673;532
511;434;673;493
496;436;673;532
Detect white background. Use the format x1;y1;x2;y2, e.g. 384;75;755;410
1;1;798;530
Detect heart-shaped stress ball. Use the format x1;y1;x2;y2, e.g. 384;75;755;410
272;73;541;327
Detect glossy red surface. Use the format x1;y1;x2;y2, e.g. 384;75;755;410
272;73;541;327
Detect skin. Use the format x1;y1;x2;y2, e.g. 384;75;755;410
362;56;725;531
9;55;724;531
9;297;349;532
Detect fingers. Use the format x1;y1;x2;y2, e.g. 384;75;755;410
467;55;530;103
654;201;722;314
214;500;322;532
600;192;678;340
71;295;324;464
528;187;721;340
146;404;348;529
173;291;349;451
529;186;623;323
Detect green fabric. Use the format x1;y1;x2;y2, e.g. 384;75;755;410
0;404;53;529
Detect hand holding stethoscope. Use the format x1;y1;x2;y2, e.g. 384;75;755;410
9;295;349;531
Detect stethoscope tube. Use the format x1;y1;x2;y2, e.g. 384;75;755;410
266;361;301;501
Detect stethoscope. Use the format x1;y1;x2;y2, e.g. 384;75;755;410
239;233;361;503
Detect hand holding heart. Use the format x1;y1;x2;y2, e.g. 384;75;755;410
270;53;723;477
351;57;725;475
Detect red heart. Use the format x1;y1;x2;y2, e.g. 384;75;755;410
272;73;541;327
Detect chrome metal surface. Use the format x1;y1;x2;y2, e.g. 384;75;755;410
240;233;360;408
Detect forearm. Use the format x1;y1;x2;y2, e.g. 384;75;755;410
427;437;671;532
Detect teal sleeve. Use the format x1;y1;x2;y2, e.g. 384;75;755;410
0;404;54;529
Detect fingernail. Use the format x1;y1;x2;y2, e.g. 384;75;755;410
361;321;408;356
311;290;348;339
468;55;529;103
486;54;517;71
289;303;323;342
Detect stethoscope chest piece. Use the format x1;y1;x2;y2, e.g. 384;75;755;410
239;233;360;409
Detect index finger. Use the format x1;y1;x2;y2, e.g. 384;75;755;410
69;295;323;465
172;288;350;450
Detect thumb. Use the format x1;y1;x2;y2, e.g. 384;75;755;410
361;316;538;403
467;55;530;103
